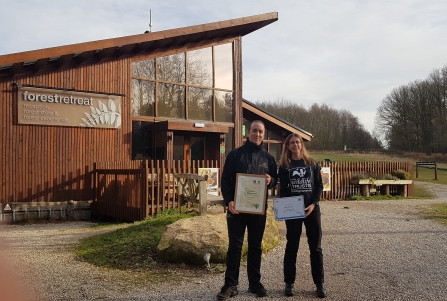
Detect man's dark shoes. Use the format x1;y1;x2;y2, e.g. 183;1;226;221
216;285;238;300
316;284;327;298
284;283;294;296
249;282;267;297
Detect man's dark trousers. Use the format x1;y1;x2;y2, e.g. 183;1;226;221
224;211;267;286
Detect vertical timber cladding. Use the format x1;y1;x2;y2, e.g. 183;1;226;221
1;58;131;205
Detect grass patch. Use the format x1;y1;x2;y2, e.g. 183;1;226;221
413;166;447;185
413;183;436;199
75;208;225;282
313;152;372;162
418;204;447;226
76;209;193;270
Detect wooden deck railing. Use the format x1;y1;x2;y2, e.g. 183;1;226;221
92;160;414;222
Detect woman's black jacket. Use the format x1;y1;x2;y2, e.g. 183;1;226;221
278;159;323;207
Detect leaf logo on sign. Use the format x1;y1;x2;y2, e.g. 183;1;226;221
80;98;122;128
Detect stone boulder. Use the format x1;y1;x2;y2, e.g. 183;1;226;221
156;206;280;265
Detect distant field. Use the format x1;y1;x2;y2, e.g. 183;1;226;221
310;151;447;185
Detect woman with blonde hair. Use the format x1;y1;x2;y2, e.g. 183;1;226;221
278;133;326;298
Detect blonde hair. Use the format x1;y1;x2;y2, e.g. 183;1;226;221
279;133;316;168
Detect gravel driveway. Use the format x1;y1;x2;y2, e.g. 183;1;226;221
1;182;447;301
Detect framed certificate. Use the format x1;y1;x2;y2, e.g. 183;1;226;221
234;173;267;214
273;196;305;220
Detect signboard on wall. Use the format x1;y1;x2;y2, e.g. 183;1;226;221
321;167;331;191
17;86;122;128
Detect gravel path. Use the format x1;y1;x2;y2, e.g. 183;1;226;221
1;182;447;301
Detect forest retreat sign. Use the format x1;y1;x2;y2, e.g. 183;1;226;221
17;86;122;129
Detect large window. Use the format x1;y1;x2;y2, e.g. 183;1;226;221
131;43;234;122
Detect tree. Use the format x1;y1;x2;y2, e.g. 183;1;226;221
254;99;379;151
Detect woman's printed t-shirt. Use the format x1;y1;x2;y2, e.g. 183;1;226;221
289;166;313;194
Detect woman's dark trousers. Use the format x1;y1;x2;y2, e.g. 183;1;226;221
283;206;324;285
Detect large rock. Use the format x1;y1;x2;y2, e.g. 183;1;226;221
156;206;280;265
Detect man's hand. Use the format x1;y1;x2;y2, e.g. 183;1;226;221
266;174;271;186
228;201;239;214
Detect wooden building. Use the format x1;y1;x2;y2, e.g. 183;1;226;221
0;12;312;220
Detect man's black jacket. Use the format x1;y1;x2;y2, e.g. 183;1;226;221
221;139;278;207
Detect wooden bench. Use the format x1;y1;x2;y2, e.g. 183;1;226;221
174;173;225;215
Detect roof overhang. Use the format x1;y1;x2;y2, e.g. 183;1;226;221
242;99;313;141
0;12;278;79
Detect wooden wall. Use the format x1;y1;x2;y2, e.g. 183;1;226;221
0;58;132;205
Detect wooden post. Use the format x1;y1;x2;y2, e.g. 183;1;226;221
144;160;149;219
360;184;370;197
380;185;390;195
177;178;186;213
416;164;419;178
397;185;407;197
198;180;207;216
435;163;438;180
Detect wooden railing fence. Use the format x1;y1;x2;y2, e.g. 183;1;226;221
92;160;414;222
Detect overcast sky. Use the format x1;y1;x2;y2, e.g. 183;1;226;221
2;0;447;133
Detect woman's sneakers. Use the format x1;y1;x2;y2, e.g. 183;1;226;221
285;283;294;296
284;283;326;298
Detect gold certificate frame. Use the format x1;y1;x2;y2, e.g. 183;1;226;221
234;173;267;214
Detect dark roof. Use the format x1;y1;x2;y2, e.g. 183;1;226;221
242;98;313;141
0;12;278;79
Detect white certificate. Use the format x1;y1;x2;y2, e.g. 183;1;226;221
273;196;305;220
234;173;267;215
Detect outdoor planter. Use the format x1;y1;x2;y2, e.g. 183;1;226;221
373;180;413;185
350;179;413;197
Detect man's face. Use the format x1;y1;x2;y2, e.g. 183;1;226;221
248;122;265;146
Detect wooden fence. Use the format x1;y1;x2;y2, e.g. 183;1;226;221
92;160;219;221
92;160;414;221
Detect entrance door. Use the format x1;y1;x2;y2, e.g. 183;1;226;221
190;137;205;161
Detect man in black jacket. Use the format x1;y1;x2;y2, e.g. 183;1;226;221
216;120;278;300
